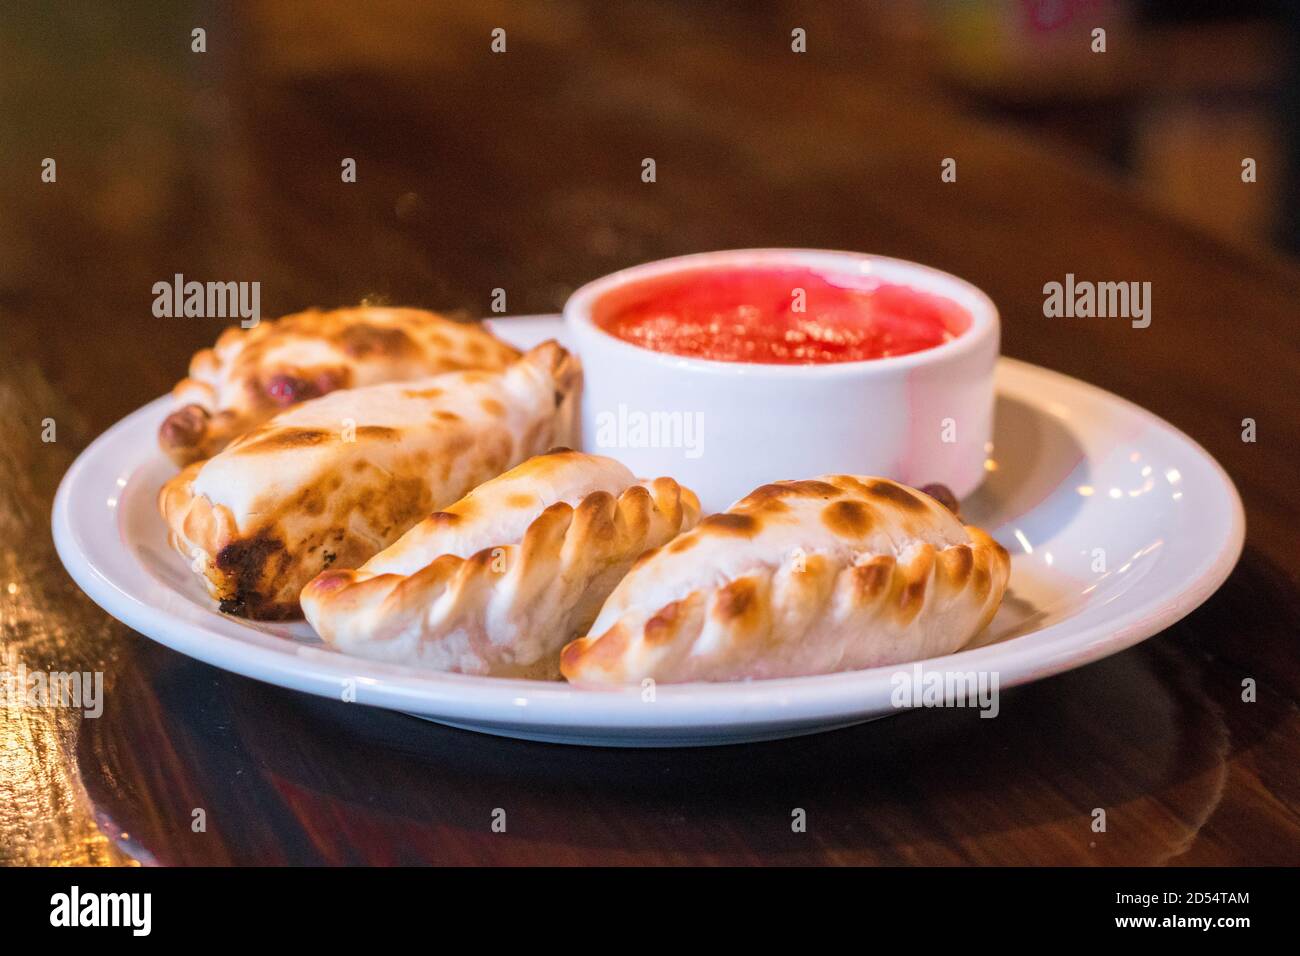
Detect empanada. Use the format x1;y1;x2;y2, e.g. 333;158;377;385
159;341;580;620
301;451;700;679
560;476;1009;684
159;306;519;466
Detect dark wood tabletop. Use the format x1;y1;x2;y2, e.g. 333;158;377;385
2;2;1298;865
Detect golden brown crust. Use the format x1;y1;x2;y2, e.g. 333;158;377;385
299;451;700;677
159;343;578;620
158;306;520;466
560;475;1011;685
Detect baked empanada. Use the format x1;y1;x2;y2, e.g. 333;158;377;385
159;306;519;466
300;451;700;679
159;341;579;620
560;476;1009;684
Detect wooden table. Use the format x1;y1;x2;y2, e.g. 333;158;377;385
3;2;1298;865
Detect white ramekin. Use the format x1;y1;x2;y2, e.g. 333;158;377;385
563;249;999;514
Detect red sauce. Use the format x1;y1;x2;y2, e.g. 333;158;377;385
594;265;970;364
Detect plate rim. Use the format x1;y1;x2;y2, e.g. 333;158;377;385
51;343;1245;733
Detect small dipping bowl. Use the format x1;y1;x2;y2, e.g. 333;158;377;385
564;248;999;513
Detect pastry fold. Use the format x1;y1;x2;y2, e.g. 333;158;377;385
301;451;700;678
560;476;1010;685
158;306;519;465
159;341;579;620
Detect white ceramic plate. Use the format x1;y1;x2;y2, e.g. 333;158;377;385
52;316;1244;747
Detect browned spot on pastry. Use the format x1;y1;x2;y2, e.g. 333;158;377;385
461;371;492;385
698;513;758;537
939;544;973;586
822;499;873;538
218;590;300;619
232;425;269;447
212;534;291;619
668;535;698;554
480;397;506;417
823;475;869;500
215;534;284;576
298;485;326;516
864;480;927;511
158;404;210;453
745;496;791;515
899;575;928;615
896;547;936;619
339;323;416;358
356;425;400;441
516;450;580;480
505;493;535;508
572;492;617;543
645;599;689;645
433;410;461;423
403;387;444;399
852;557;894;600
443;432;476;459
738;480;840;509
618;483;651;512
236;427;333;453
368;475;433;536
715;578;757;623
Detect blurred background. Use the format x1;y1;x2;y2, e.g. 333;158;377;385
1;0;1296;424
3;0;1299;869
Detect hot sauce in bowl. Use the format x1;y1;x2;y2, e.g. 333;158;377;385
564;249;1000;513
592;265;971;365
